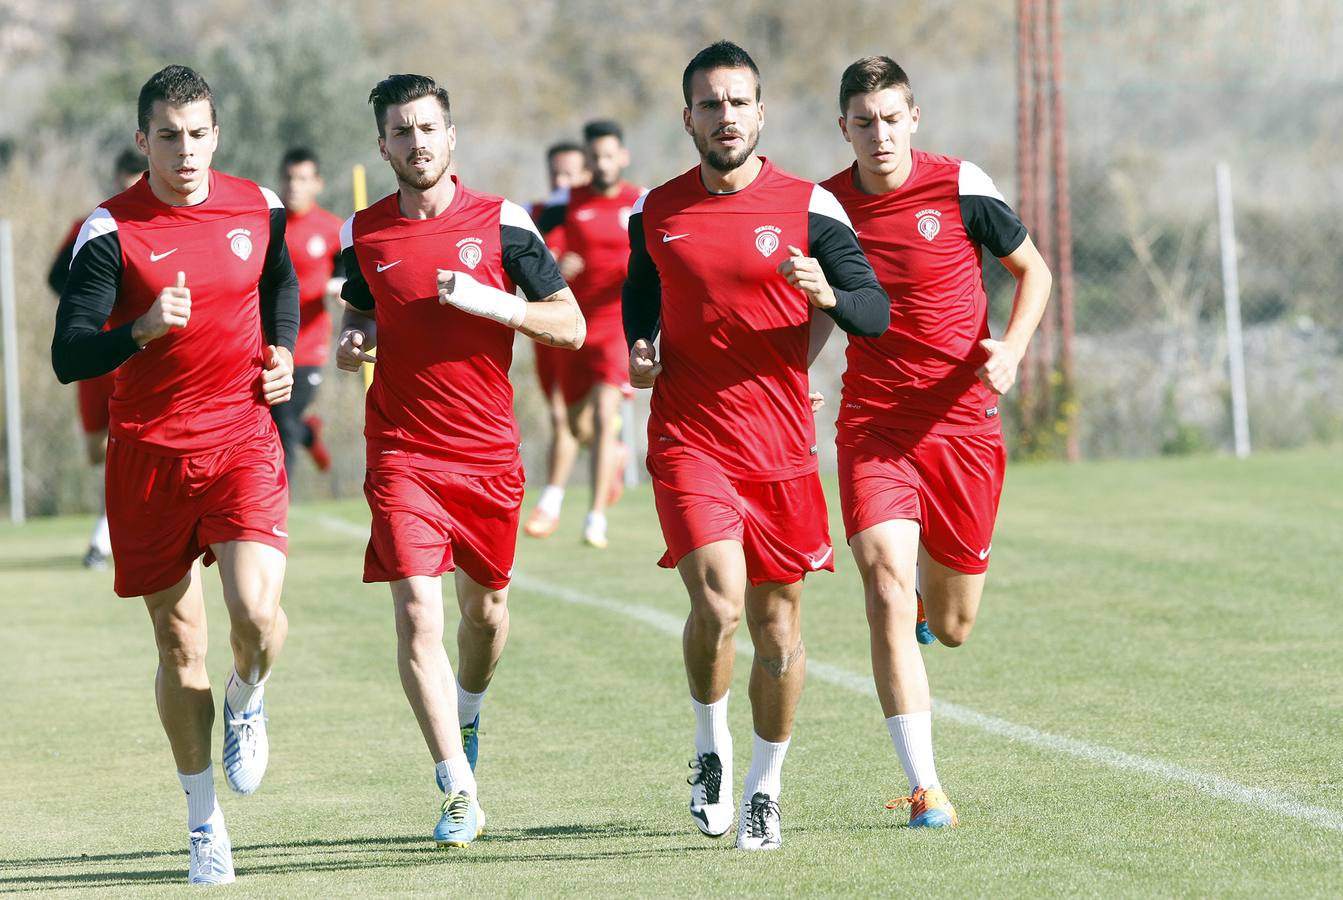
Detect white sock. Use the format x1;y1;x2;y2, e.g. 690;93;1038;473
435;755;477;797
90;491;111;555
583;510;607;535
691;691;730;758
887;710;940;791
456;682;485;725
178;764;220;831
225;670;265;713
743;733;790;803
538;485;564;518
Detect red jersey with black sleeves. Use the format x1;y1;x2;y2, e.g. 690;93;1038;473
622;159;889;481
340;178;567;473
51;171;300;455
286;204;343;367
542;182;643;341
822;151;1028;435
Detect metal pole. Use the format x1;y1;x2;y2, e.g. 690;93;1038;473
1215;163;1251;458
1048;0;1078;462
1016;0;1037;409
0;220;25;522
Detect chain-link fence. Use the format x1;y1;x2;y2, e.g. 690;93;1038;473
2;0;1340;517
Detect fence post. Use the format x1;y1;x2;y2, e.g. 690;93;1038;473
0;220;25;522
1215;162;1251;458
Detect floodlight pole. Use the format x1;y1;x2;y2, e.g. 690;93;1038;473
0;220;25;522
1215;163;1251;458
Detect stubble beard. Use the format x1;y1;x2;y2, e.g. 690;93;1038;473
695;128;759;174
392;151;450;191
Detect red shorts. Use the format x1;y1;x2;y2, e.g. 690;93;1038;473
363;461;525;589
557;327;632;406
77;372;116;434
534;343;564;397
837;423;1006;574
649;448;832;586
105;423;288;598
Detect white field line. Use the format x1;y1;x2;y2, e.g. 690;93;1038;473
310;513;1343;835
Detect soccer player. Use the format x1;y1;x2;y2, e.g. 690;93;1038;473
51;65;300;885
47;148;145;570
523;140;590;538
623;41;889;850
528;120;642;548
335;74;583;849
273;146;343;477
821;56;1052;827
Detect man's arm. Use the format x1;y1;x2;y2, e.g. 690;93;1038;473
621;202;661;347
51;210;141;383
334;215;380;371
257;189;300;353
793;186;890;337
47;238;76;297
488;199;585;349
958;161;1052;394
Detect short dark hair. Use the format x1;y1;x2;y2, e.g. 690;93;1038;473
281;146;321;172
682;40;761;107
546;141;583;162
113;147;143;178
368;74;451;138
582;119;623;145
838;56;914;114
137;65;216;135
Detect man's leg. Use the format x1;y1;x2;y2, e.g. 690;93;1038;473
270;368;317;478
917;548;987;648
676;540;747;837
144;564;235;884
852;521;958;827
733;577;805;850
212;540;288;795
389;575;483;847
526;385;580;538
83;429;111;569
582;383;624;548
453;568;510;770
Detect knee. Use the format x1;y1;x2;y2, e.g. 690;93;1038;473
862;564;916;624
461;592;508;635
690;592;741;643
929;612;975;648
155;620;208;672
395;602;442;648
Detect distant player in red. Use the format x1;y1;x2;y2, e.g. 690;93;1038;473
525;140;590;538
273;146;343;477
623;42;888;850
335;74;583;849
527;120;642;548
47;147;145;570
822;57;1052;828
51;65;300;885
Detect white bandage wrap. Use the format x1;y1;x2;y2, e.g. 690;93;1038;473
439;269;526;327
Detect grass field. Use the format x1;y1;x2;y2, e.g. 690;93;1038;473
3;447;1342;897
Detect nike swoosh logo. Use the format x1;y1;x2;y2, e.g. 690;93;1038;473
376;260;402;272
662;233;689;243
272;525;288;538
690;806;709;827
149;249;177;262
978;545;992;560
808;547;834;569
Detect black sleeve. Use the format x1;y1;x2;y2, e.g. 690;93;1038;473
621;211;662;347
808;210;890;338
500;202;568;300
47;239;75;296
536;202;567;236
51;228;142;383
339;243;374;311
258;207;300;351
328;242;345;280
960;195;1028;259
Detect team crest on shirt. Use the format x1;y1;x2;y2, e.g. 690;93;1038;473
915;208;942;242
456;237;483;270
306;234;327;258
754;224;782;257
227;228;253;261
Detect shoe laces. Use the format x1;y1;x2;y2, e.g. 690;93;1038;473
190;830;216;868
227;711;265;752
744;792;780;840
441;791;473;823
887;786;944;816
460;722;480;741
687;752;723;805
